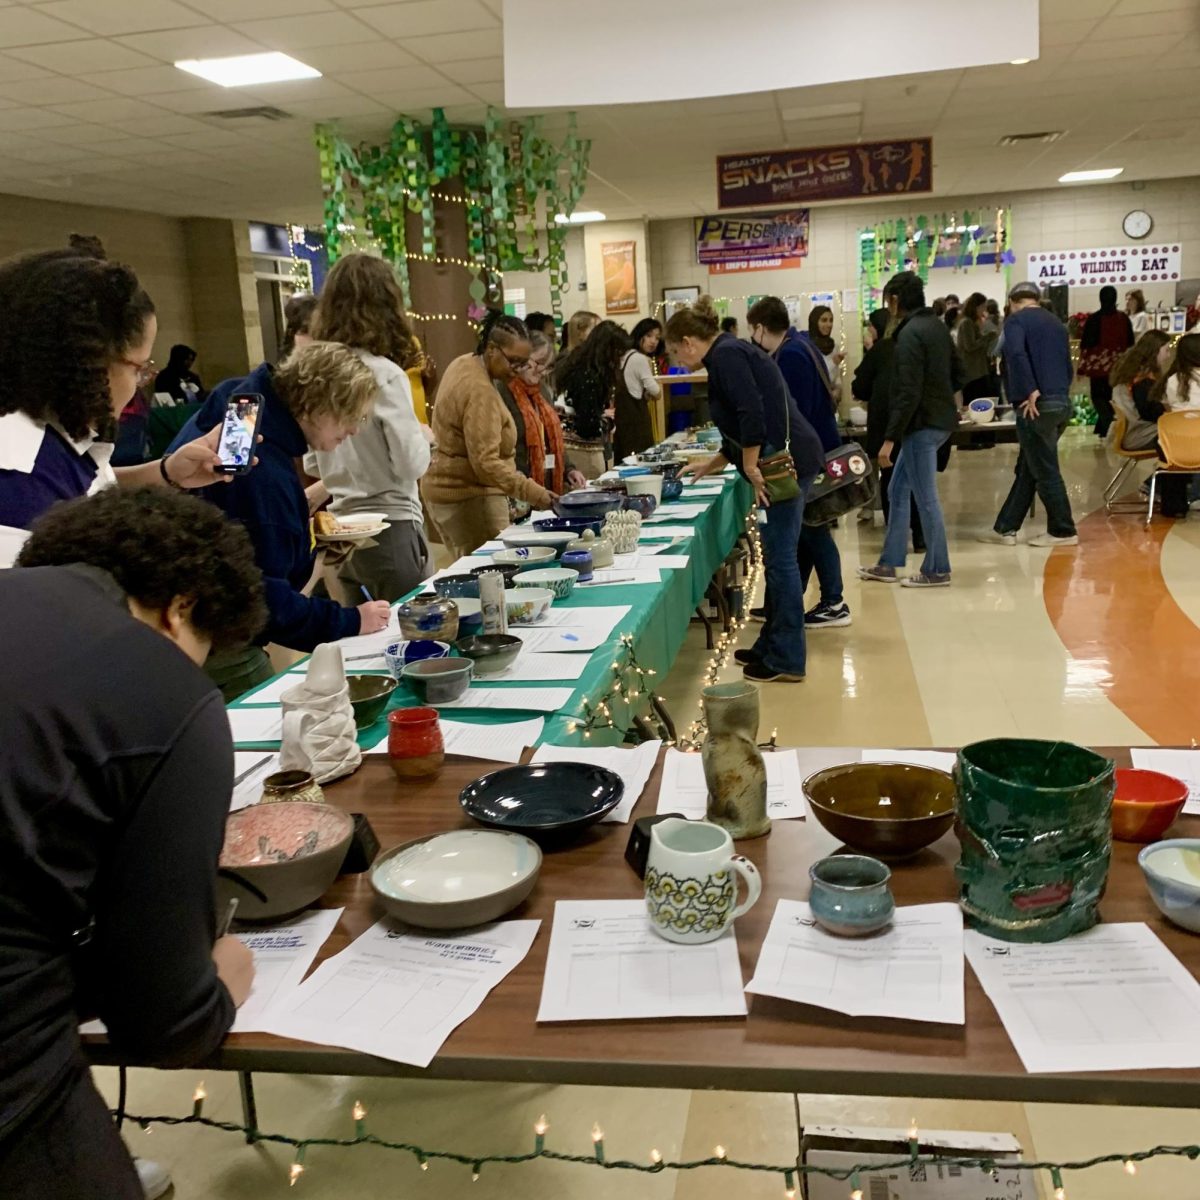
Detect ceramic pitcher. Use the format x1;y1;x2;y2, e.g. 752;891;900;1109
645;818;762;945
701;683;770;839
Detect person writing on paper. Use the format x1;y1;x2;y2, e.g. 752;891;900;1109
0;486;262;1200
666;295;824;683
0;240;250;569
304;254;433;601
422;312;557;557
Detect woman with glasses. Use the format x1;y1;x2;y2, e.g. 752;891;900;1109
422;311;557;558
0;240;239;568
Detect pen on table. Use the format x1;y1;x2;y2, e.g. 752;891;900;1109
580;576;634;586
216;897;239;939
360;585;374;603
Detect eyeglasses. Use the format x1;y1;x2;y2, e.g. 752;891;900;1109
519;357;552;376
492;345;530;369
121;357;156;387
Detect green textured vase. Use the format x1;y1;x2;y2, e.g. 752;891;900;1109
955;738;1115;942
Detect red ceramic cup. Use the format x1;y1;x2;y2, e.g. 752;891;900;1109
387;707;445;780
1111;767;1188;842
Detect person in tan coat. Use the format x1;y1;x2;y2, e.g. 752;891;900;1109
422;312;557;557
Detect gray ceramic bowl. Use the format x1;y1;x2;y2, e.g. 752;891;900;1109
454;633;523;675
346;673;397;728
402;656;474;703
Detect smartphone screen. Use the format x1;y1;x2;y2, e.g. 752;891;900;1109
217;393;262;474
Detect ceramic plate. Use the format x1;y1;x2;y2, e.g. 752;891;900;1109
460;762;625;837
316;522;387;543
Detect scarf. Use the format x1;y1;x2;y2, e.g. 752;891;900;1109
509;376;565;493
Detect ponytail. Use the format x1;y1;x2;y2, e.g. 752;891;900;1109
664;293;720;343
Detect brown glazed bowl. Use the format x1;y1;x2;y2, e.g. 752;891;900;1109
802;761;957;859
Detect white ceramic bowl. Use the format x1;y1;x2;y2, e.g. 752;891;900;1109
505;587;554;624
1139;839;1200;933
968;398;996;425
338;511;388;528
513;566;577;599
370;829;542;929
491;546;556;567
848;404;869;427
625;474;663;503
500;529;576;554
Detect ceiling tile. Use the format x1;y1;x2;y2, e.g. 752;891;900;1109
144;85;247;113
8;39;159;74
232;11;375;50
238;76;360;103
48;96;171;122
1040;20;1098;47
299;40;417;73
285;93;391;119
0;53;49;83
115;26;268;62
369;83;474;109
0;7;91;48
467;81;504;105
185;0;334;17
0;75;115;104
37;0;201;37
0;106;77;131
352;1;497;38
109;112;217;137
338;64;446;93
439;57;504;85
160;126;253;150
77;65;213;96
400;29;503;64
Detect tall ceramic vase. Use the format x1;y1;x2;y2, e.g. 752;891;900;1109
701;682;770;839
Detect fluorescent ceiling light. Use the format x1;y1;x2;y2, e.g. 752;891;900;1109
175;52;321;88
554;211;606;224
1058;168;1123;183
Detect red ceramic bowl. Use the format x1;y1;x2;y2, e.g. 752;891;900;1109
1112;767;1188;842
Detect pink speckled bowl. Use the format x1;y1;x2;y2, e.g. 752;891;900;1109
219;801;353;920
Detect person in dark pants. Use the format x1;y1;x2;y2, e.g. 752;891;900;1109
0;487;262;1200
981;281;1078;547
666;296;824;682
1079;285;1134;439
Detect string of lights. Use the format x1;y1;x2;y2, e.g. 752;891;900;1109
565;633;658;738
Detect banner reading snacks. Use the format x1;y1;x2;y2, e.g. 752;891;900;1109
717;138;932;209
695;209;809;275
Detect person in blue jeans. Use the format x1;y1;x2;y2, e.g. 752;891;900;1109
859;271;963;587
980;281;1078;547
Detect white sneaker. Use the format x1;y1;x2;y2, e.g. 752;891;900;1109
976;530;1017;546
1028;532;1079;547
135;1158;172;1200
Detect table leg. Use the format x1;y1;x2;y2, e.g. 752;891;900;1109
239;1071;259;1145
693;605;715;649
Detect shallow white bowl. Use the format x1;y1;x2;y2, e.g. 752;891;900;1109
491;546;556;567
338;511;388;528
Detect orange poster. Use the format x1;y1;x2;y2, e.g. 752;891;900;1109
602;240;638;314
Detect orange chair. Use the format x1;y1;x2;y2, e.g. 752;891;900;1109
1146;410;1200;526
1103;408;1158;511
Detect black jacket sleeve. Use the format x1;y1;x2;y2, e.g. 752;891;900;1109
851;350;877;402
716;350;768;448
885;326;924;442
1132;379;1165;423
1080;312;1102;350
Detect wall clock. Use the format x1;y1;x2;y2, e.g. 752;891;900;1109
1123;209;1153;239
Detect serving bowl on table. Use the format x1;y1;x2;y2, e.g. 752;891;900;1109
470;562;524;588
450;596;483;635
623;493;658;519
513;566;578;600
384;639;449;680
490;546;557;567
625;474;663;505
660;477;684;502
967;398;996;425
432;573;480;599
454;632;523;675
534;516;603;537
1139;839;1200;932
802;761;957;859
500;529;576;556
346;673;397;728
1113;767;1188;842
506;586;554;625
551;489;625;520
460;762;625;840
371;829;542;929
218;801;353;920
402;656;474;704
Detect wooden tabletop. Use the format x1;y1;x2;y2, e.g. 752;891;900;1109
88;747;1200;1107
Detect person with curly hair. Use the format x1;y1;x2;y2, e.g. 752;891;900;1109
170;341;391;698
304;254;434;601
0;243;245;568
1;487;263;1200
556;319;633;477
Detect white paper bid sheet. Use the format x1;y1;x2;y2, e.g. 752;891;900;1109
861;749;958;774
264;918;541;1067
745;901;965;1024
965;923;1200;1073
657;748;807;820
639;525;696;539
231;751;280;810
531;740;661;823
227;706;284;746
436;686;574;712
1130;748;1200;814
232;907;344;1033
537;900;747;1022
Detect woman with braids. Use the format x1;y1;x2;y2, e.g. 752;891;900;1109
0;241;246;567
556;319;633;478
422;311;557;557
1;487;264;1199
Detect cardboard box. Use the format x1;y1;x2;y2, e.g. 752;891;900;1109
802;1125;1039;1200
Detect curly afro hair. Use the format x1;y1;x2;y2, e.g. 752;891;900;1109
0;246;155;444
16;487;268;652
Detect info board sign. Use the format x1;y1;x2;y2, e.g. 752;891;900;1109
695;209;809;274
1028;244;1182;288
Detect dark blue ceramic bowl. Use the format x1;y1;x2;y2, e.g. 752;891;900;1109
623;493;658;518
660;477;684;501
552;490;625;520
432;573;480;599
534;516;603;536
460;763;625;838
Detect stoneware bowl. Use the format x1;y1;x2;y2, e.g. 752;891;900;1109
451;596;483;635
471;561;525;587
623;492;658;519
432;573;480;599
371;828;542;929
1139;839;1200;932
402;657;474;704
1113;766;1188;842
346;673;397;728
808;854;895;936
513;566;577;600
454;632;523;675
552;489;625;520
397;594;459;642
217;801;353;920
490;546;556;567
660;477;685;502
506;586;554;625
625;473;663;504
460;762;624;840
500;529;576;555
968;397;996;425
803;761;957;859
559;549;593;581
384;639;449;681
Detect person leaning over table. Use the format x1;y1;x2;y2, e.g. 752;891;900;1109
0;486;262;1200
0;241;249;569
421;311;557;558
665;294;824;684
169;342;392;700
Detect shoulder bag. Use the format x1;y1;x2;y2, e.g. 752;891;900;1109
724;387;800;505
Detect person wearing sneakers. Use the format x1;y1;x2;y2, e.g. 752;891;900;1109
980;281;1078;548
858;271;963;588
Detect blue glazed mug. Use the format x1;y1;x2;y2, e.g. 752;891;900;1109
559;549;594;581
808;854;894;936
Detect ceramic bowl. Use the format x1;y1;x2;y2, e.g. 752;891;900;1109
346;673;397;728
968;398;996;425
451;596;483;635
454;632;523;675
470;562;525;588
559;549;593;580
217;801;353;920
625;474;663;504
402;657;474;704
371;829;541;929
506;587;554;625
623;493;658;519
697;427;723;445
397;594;459;642
617;465;651;478
490;546;557;568
500;529;576;555
1113;767;1188;842
551;489;625;520
513;566;577;600
534;516;603;537
432;573;480;599
1139;839;1200;932
460;762;624;839
384;639;449;681
660;477;684;502
803;761;957;859
808;854;895;937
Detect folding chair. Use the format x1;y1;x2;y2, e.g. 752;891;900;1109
1147;410;1200;526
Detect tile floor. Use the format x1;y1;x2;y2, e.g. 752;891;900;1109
99;430;1197;1198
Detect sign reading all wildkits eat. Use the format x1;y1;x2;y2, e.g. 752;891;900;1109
1028;244;1182;288
716;138;932;209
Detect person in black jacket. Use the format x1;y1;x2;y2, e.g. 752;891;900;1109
666;295;824;682
1;487;262;1200
859;271;963;587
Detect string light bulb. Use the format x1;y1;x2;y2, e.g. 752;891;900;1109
191;1083;206;1118
592;1123;606;1163
534;1114;549;1154
472;1164;482;1182
849;1169;863;1200
290;1145;307;1187
1051;1166;1066;1199
352;1100;367;1138
715;1145;727;1160
650;1149;662;1165
1124;1160;1137;1176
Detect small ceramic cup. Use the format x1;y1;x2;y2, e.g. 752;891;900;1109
261;769;325;805
645;818;762;945
808;854;895;936
387;706;445;779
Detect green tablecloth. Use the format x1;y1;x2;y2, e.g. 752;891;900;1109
229;475;752;750
146;403;201;459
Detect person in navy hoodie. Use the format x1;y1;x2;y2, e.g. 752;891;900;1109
170;342;391;699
